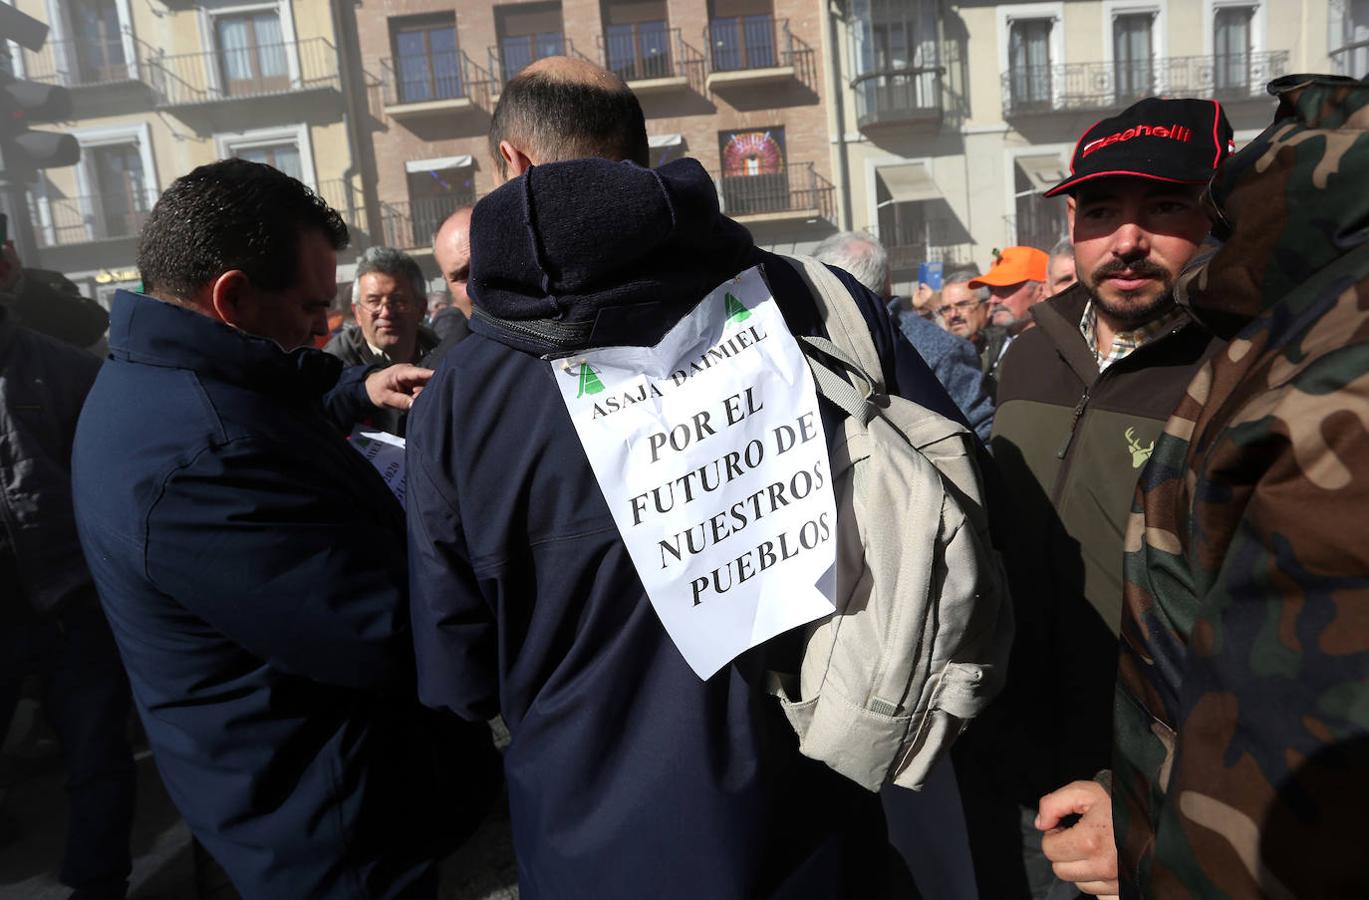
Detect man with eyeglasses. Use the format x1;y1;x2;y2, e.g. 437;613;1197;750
325;245;440;434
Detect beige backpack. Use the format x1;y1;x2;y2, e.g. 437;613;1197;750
766;256;1013;791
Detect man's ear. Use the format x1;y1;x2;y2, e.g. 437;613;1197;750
1065;196;1077;239
209;270;253;329
498;140;535;181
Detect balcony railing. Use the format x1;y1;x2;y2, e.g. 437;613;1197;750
1005;203;1068;254
853;67;943;129
490;34;591;90
19;37;142;88
31;189;156;248
886;240;974;272
146;38;339;108
379;195;478;252
598;23;683;83
380;49;492;108
716;162;833;221
706;16;793;72
1002;51;1290;116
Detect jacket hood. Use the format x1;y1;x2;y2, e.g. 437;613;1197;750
467;157;755;355
1177;75;1369;339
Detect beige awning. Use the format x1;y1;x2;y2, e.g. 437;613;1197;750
877;162;942;206
648;133;683;148
1016;153;1069;194
405;155;473;174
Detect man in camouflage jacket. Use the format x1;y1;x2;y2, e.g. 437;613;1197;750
1043;73;1369;899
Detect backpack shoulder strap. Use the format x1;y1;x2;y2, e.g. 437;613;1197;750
782;255;886;395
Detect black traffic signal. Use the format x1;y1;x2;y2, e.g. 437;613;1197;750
0;73;80;179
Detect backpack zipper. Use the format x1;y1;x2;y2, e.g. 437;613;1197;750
470;305;593;354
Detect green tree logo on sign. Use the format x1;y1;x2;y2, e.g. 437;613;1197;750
577;363;605;398
725;293;751;325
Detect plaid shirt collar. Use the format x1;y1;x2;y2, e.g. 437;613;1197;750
1080;300;1186;371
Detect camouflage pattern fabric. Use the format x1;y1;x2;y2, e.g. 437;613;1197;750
1115;75;1369;898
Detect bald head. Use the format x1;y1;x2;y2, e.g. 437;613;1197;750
433;206;473;318
489;55;649;182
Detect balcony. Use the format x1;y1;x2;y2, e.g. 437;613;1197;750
716;162;833;224
490;34;592;93
886;240;973;273
1002;51;1290;117
379;50;492;120
853;67;943;131
146;38;339;109
30;189;156;248
379;195;478;253
19;37;145;88
598;24;699;93
704;17;809;90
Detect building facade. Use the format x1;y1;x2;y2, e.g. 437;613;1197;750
3;0;366;304
826;0;1351;296
352;0;842;273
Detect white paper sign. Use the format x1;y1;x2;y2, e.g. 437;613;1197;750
552;266;837;679
350;429;406;506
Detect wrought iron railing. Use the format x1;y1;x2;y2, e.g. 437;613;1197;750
379;195;478;252
1001;51;1290;115
598;23;684;82
30;189;156;247
705;16;794;72
146;37;339;107
716;162;833;220
489;34;590;89
1005;204;1068;255
380;49;492;107
853;66;943;128
19;37;142;87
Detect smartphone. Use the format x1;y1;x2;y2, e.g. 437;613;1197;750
917;261;944;291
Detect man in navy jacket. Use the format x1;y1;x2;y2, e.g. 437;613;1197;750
72;159;497;898
407;58;975;898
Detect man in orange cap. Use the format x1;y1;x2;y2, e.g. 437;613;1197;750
968;246;1049;387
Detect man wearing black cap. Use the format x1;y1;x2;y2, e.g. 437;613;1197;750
956;97;1231;899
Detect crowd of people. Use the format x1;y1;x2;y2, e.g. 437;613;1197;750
1;52;1366;900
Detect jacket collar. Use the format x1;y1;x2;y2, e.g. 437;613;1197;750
1030;284;1102;384
108;290;343;398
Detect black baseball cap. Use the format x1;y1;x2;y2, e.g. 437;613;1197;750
1044;97;1235;198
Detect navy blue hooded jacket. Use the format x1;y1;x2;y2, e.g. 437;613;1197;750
406;158;964;898
72;293;495;899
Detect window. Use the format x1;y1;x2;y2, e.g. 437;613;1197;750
1009;19;1053;109
1213;6;1254;94
1332;0;1369;78
86;143;148;240
391;15;461;103
70;0;127;83
232;142;303;181
1012;158;1068;252
215;10;288;97
719;128;790;215
603;0;671;81
496;4;565;83
708;0;776;72
406;160;475;249
849;0;939;121
1113;13;1154;101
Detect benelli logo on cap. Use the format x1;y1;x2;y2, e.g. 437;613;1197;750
1081;123;1194;157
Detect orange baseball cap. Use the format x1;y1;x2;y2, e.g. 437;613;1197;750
968;246;1049;288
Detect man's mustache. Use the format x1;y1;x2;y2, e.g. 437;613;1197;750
1091;258;1170;282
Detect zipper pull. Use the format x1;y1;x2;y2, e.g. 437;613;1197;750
1056;389;1090;459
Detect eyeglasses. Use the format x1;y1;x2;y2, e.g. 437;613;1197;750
358;295;412;314
935;299;985;318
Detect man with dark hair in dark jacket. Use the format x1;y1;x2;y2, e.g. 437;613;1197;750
0;252;135;900
407;56;977;899
71;159;496;899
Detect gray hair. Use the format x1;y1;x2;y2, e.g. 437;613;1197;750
1049;237;1073;260
942;264;989;302
350;245;425;306
811;230;888;295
